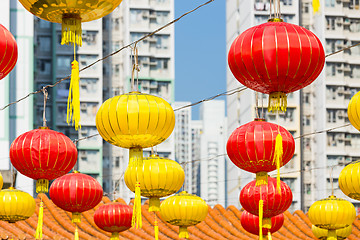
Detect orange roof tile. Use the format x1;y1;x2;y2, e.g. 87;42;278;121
0;194;359;239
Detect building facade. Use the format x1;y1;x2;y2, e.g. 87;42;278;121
199;100;227;207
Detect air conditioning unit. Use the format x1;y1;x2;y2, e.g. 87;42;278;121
80;103;87;111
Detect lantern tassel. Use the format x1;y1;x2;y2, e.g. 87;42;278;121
273;133;283;193
61;16;82;46
130;147;143;229
74;224;79;240
263;218;272;240
154;214;159;240
36;179;49;194
256;172;268;186
35;199;43;240
267;231;272;240
110;232;119;240
179;226;189;239
149;197;160;212
259;200;264;240
67;59;81;131
268;92;287;112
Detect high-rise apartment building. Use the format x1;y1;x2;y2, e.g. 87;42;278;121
173;102;193;193
199;100;227;207
226;0;301;212
227;0;360;212
301;0;360;211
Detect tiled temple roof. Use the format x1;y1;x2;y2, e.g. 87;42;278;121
0;194;359;239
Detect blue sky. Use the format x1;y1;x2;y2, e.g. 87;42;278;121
174;0;226;119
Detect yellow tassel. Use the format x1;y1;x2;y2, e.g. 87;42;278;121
154;214;159;240
36;179;49;194
35;200;44;240
268;231;272;240
72;212;81;223
273;134;283;193
179;226;189;239
255;172;268;186
74;224;79;240
149;197;160;212
61;16;82;46
268;92;287;112
110;232;119;240
259;200;264;240
67;60;81;131
130;148;143;229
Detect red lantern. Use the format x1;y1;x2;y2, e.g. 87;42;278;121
241;210;284;238
94;203;132;240
49;171;103;220
227;119;295;176
228;19;325;112
0;24;17;80
240;176;292;218
50;171;103;239
10;127;77;193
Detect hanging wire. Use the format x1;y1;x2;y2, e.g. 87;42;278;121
330;165;335;196
41;87;48;127
269;0;273;19
130;45;136;92
135;47;140;90
261;93;265;119
277;0;281;19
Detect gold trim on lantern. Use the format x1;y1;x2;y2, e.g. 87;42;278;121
149;197;161;212
256;172;268;186
268;18;284;22
72;212;81;223
268;92;287;112
61;14;82;46
36;179;49;194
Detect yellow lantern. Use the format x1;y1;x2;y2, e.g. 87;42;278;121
160;191;208;239
18;0;123;46
348;91;360;130
96;92;175;150
96;92;175;228
124;154;185;212
0;187;36;223
312;225;352;240
339;161;360;200
308;195;355;240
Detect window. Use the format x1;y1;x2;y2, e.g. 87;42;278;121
38;36;51;50
57;56;71;70
82;31;97;45
325;0;335;7
326;17;336;30
37;59;51;75
327;109;337;123
115;157;120;167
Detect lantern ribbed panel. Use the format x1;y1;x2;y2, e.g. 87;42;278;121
49;172;103;213
124;155;185;197
228;21;325;94
17;0;123;23
312;225;352;240
0;188;35;223
96;92;175;149
240;176;292;218
160;191;208;227
241;211;284;236
10;128;77;181
0;24;17;80
347;91;360;131
308;196;356;230
339;161;360;200
227;120;295;173
94;203;132;233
